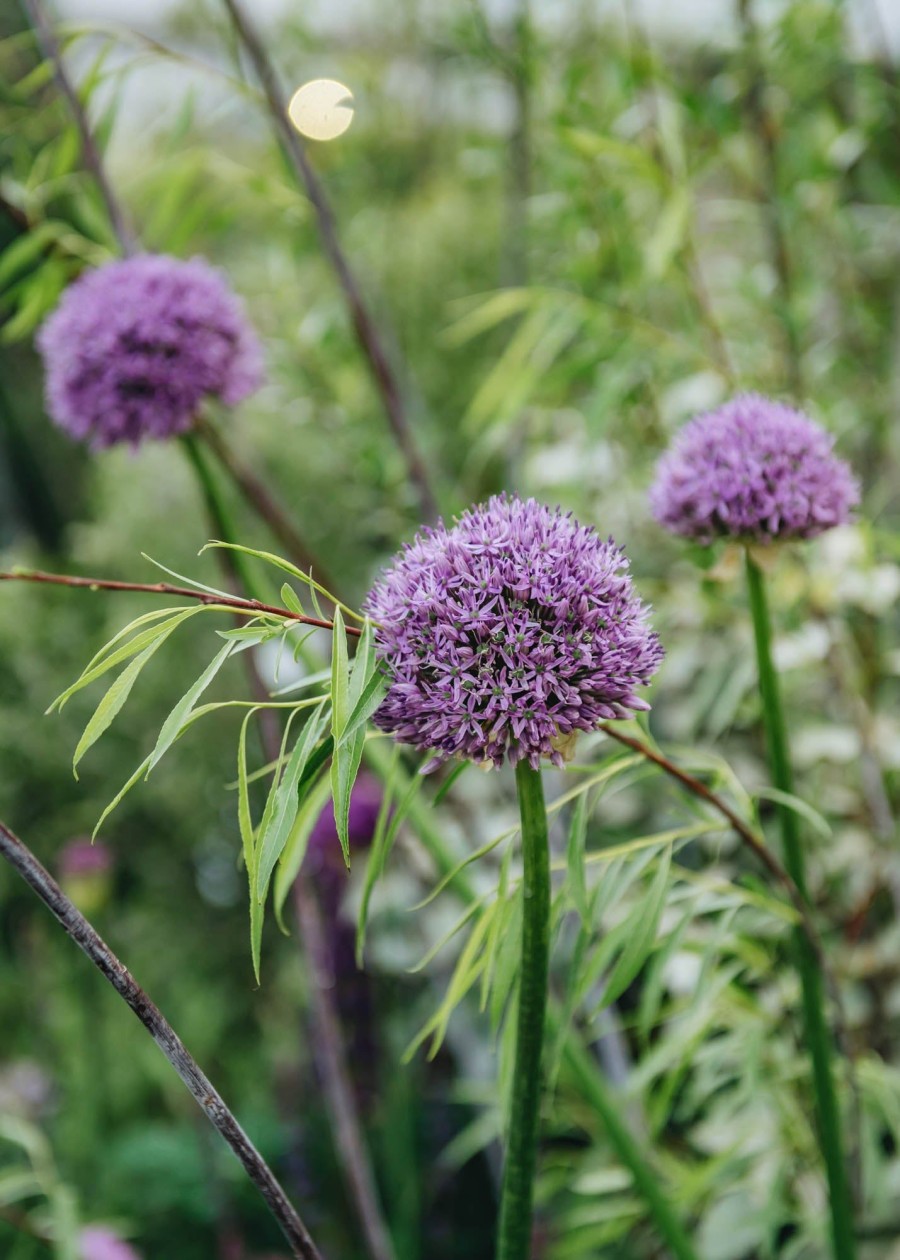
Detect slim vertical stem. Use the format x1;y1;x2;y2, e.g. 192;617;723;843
21;0;138;256
219;0;438;521
745;551;856;1260
497;761;551;1260
0;820;323;1260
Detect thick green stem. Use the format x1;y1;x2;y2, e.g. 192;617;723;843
496;761;551;1260
745;551;855;1260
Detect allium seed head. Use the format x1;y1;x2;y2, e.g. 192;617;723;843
650;393;858;545
37;254;264;448
365;494;663;771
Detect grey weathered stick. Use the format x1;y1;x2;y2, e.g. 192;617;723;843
219;0;438;521
21;0;138;256
0;818;323;1260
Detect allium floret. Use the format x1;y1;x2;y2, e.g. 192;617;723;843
650;393;858;545
365;495;663;771
37;254;264;449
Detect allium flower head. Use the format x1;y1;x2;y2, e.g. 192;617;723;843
365;494;663;771
80;1227;142;1260
650;393;858;545
38;254;263;448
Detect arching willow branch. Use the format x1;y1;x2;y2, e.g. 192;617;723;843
0;819;323;1260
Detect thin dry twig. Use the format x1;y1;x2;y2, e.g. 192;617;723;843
0;567;361;636
21;0;138;256
0;818;323;1260
219;0;438;521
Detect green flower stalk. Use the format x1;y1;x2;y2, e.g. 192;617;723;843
745;552;855;1260
498;761;552;1260
651;394;860;1260
365;495;665;1254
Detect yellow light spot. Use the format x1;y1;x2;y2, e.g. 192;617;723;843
287;79;354;142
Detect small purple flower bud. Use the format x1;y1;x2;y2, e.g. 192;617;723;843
650;393;859;545
364;494;663;771
80;1226;142;1260
57;837;113;879
37;254;264;449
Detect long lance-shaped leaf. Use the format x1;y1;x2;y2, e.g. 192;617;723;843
273;773;333;925
256;700;330;901
146;640;237;774
72;629;177;776
48;606;201;711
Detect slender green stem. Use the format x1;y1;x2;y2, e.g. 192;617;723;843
181;433;261;600
745;551;856;1260
496;761;551;1260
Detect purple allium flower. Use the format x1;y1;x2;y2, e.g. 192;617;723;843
58;837;113;879
80;1227;142;1260
364;494;663;771
37;254;263;448
650;394;858;545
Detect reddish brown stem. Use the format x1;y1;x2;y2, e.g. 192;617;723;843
0;567;361;637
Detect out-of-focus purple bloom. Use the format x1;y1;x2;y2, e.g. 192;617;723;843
365;494;663;771
37;254;263;449
80;1226;142;1260
58;837;112;879
306;775;382;877
650;393;858;545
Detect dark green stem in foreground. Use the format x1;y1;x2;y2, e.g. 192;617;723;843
745;551;855;1260
497;761;551;1260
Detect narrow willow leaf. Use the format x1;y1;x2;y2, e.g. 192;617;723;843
566;793;590;930
201;540;362;623
356;747;404;964
636;906;695;1044
92;754;154;838
236;711;262;984
490;890;522;1034
407;898;487;975
280;582;306;618
433;760;468;805
273;772;333;924
146;641;236;774
73;635;172;776
140;553;232;599
256;700;329;900
601;846;673;1008
50;607;200;713
412;830;507;911
330;607;350;740
755;786;832;839
337;669;387;748
331;725;366;869
480;844;514;1011
403;904;496;1062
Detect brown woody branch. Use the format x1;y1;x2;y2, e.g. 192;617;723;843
0;819;323;1260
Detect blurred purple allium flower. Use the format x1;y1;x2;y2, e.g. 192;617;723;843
37;254;264;448
80;1226;142;1260
365;494;663;771
58;837;113;879
650;394;858;545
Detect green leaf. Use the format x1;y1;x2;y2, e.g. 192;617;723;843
601;846;673;1008
273;771;333;925
72;633;173;776
92;754;154;839
330;607;350;740
566;793;590;930
755;786;832;839
236;712;262;984
146;640;236;774
49;607;202;713
256;700;330;900
338;668;387;749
